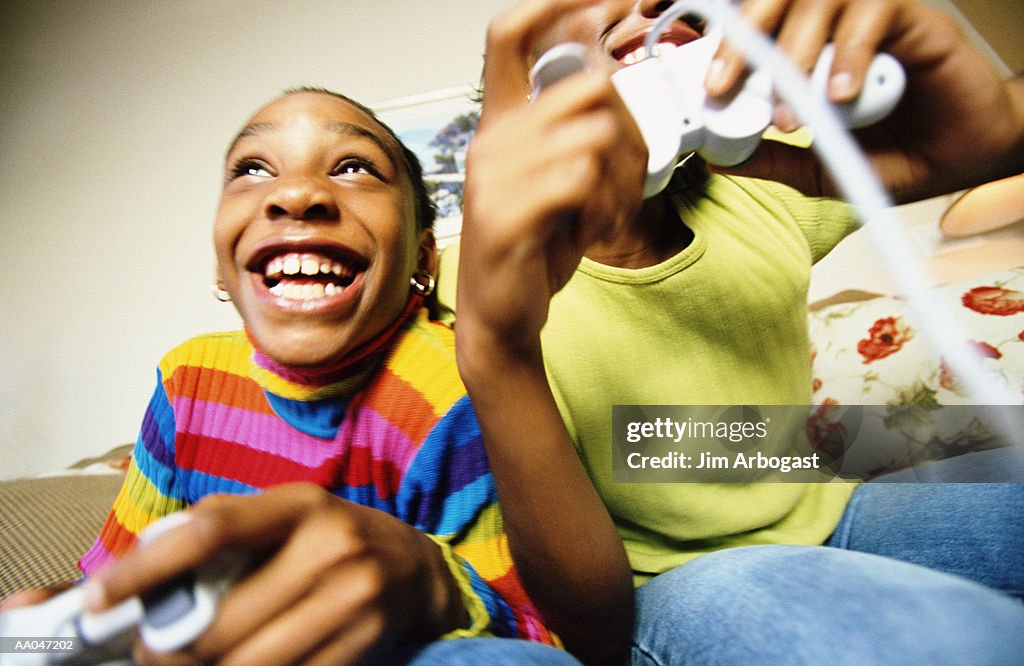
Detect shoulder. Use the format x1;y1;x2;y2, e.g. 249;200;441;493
384;311;465;412
671;155;850;223
742;177;858;263
157;330;252;382
687;167;857;263
356;312;467;449
733;176;851;221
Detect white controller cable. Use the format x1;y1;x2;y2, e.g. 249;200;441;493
647;2;1023;435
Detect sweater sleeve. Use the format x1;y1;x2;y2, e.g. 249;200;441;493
394;396;561;646
78;367;186;575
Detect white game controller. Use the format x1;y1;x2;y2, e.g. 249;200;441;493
530;32;906;198
0;513;247;665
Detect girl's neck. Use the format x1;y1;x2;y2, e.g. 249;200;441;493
248;294;422;401
583;193;693;269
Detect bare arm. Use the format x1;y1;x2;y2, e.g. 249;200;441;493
455;0;640;662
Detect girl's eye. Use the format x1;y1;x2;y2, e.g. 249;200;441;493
333;159;383;179
230;159;272;179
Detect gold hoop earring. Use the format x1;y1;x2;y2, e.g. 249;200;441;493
410;272;436;297
210;281;232;303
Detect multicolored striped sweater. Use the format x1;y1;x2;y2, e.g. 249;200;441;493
79;304;557;645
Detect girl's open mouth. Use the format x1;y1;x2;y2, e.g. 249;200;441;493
263;251;355;300
611;17;706;67
247;244;368;308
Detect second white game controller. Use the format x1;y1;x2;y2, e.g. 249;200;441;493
530;32;906;198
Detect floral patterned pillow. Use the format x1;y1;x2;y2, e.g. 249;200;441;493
808;267;1024;476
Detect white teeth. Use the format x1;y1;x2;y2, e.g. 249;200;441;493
620;47;645;66
267;275;346;301
267;280;346;301
263;252;351;279
619;42;675;66
262;251;354;301
300;257;319;276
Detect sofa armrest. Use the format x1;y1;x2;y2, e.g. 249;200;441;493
0;474;122;599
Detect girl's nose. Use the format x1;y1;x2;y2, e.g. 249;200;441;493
638;0;676;19
264;177;340;221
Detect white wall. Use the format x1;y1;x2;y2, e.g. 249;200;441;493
0;0;510;478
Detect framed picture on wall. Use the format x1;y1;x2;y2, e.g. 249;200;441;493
374;85;480;247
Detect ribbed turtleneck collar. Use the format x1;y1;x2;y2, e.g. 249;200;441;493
245;294;423;402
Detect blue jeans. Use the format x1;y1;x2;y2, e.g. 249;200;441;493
632;450;1024;665
404;638;581;664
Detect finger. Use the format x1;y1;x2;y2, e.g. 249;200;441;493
482;0;601;115
764;0;842;131
737;0;794;34
0;586;65;610
89;486;328;609
530;69;621;125
521;114;625;232
219;561;385;666
709;0;792;96
772;0;849;72
545;142;639;275
512;147;606;242
533;70;645;187
303;614;390;666
132;637;198;666
191;501;365;657
469;89;631;240
828;0;898;102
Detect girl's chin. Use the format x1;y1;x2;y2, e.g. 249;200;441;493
265;349;341;368
253;325;364;368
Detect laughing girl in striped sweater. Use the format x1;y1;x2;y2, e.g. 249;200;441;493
63;88;631;665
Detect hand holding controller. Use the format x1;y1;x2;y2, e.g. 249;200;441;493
531;33;905;198
0;513;248;665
